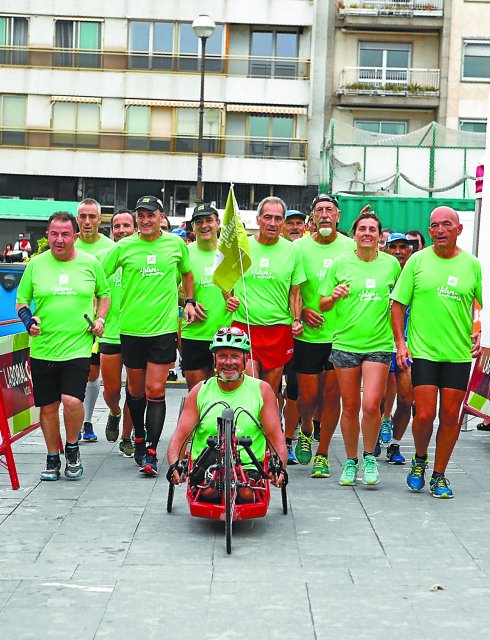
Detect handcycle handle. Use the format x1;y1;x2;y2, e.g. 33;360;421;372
237;438;268;480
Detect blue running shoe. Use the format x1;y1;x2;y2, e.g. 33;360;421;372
386;443;405;465
134;438;146;467
82;421;97;442
287;443;299;465
406;456;427;492
430;475;453;499
140;448;158;477
380;417;392;444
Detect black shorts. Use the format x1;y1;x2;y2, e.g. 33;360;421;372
294;339;334;374
181;338;213;371
411;358;471;392
283;358;299;401
190;449;262;486
99;342;121;356
30;357;91;407
90;351;100;366
120;333;177;369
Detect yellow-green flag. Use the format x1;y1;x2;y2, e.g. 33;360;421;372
212;185;251;293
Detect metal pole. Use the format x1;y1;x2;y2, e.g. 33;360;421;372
196;36;207;204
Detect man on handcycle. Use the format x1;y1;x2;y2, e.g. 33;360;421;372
167;327;288;502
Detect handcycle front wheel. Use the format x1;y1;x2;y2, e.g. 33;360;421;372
224;409;234;555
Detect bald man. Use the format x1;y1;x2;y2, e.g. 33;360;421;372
391;207;482;498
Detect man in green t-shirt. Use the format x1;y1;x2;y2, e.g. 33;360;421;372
180;203;238;390
167;327;287;502
102;195;196;477
391;206;483;499
75;198;114;443
230;197;305;397
294;194;355;476
98;209;136;457
16;211;110;482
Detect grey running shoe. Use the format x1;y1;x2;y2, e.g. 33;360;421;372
40;456;61;481
105;412;121;442
64;446;83;479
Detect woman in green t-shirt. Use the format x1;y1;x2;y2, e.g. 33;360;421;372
319;210;401;488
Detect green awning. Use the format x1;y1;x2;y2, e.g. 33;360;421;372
0;199;78;221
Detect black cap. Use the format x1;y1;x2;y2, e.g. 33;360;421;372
135;195;164;212
311;194;339;212
191;203;219;222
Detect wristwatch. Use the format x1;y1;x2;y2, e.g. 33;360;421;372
184;298;196;306
97;317;106;325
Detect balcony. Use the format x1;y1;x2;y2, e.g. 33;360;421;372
337;0;443;32
0;128;308;161
335;66;440;108
0;46;310;80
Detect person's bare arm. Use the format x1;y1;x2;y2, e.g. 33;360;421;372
167;384;201;483
391;301;411;371
259;381;287;470
289;284;303;337
181;271;197;323
319;284;350;312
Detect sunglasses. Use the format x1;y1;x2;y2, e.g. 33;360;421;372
216;326;246;337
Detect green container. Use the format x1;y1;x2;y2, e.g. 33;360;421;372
335;195;475;243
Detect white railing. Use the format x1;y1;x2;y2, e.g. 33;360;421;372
338;1;443;17
338;67;440;94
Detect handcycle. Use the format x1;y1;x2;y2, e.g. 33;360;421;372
166;404;288;555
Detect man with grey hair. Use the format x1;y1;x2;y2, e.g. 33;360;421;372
230;196;305;396
75;198;114;443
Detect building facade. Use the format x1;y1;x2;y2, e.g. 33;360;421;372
0;0;325;218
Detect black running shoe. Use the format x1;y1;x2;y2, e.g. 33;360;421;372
134;438;146;467
64;446;83;479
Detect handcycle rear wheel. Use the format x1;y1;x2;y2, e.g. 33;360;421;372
224;412;233;555
166;482;175;513
281;484;288;515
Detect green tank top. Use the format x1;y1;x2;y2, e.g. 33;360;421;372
193;375;265;467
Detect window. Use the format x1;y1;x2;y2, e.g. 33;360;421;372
250;30;298;78
0;94;26;145
52;101;100;148
0;16;28;65
248;114;295;157
355;120;407;135
459;119;487;133
129;21;174;70
126;105;221;153
128;21;224;72
358;42;411;86
54;20;101;68
462;41;490;80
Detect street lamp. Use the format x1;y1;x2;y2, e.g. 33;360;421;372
192;14;216;203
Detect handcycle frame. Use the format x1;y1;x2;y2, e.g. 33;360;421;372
166;403;287;554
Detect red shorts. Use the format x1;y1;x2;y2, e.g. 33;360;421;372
232;322;293;371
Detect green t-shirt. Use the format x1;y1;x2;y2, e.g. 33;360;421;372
391;247;482;362
295;233;355;343
233;236;306;326
101;232;191;337
319;251;401;353
16;250;110;361
99;266;122;345
75;234;114;260
181;243;231;341
194;375;265;467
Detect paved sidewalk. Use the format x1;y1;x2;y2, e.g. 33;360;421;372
1;387;490;639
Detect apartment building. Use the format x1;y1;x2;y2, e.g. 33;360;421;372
330;1;448;135
0;0;327;219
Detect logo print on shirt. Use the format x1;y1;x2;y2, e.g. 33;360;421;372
205;266;214;276
366;279;376;289
260;258;269;268
147;255;156;265
323;259;333;269
448;276;458;287
59;274;69;284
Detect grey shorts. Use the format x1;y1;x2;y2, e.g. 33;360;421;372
330;349;392;369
